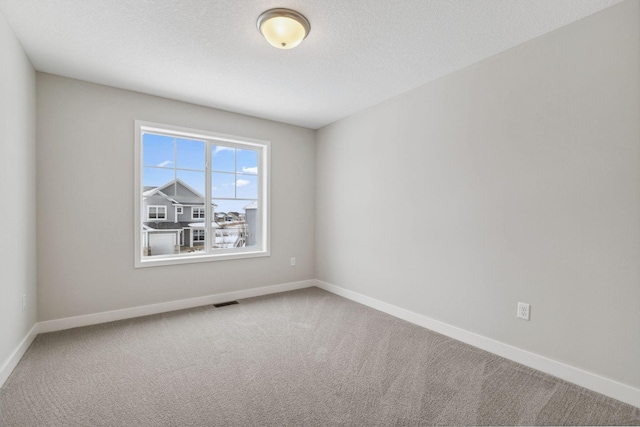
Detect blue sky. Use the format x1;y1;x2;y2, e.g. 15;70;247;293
143;133;258;212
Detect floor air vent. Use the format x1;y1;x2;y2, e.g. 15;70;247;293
213;301;239;308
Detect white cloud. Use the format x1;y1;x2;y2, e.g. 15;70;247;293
213;146;234;154
236;179;250;187
157;160;172;167
242;166;258;174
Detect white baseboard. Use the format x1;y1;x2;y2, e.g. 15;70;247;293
2;280;313;390
37;279;315;334
315;279;640;409
0;324;38;389
4;279;638;409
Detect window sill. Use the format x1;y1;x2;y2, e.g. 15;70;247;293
135;248;270;268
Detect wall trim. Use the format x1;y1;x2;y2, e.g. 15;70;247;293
2;280;314;389
4;280;637;409
2;280;312;389
315;279;640;409
37;279;315;334
0;324;38;390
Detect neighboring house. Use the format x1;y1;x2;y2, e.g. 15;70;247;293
142;179;210;255
142;179;253;256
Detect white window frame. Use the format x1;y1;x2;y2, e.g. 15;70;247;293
147;205;167;220
135;120;270;268
175;206;183;215
191;207;205;220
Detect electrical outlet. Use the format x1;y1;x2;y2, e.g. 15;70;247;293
22;294;26;312
290;257;296;266
517;302;530;321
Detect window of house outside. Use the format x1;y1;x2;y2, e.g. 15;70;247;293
192;229;205;242
135;121;270;267
147;206;166;220
191;207;205;219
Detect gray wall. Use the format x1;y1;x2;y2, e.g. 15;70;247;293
316;0;640;389
37;73;315;321
0;12;37;369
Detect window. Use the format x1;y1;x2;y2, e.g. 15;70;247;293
147;206;166;220
191;207;205;219
135;121;269;267
192;229;205;242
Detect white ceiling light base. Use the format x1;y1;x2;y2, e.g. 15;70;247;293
257;8;310;50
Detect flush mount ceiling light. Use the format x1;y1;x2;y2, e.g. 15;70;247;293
257;8;310;50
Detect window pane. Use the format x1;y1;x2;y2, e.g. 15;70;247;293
143;134;174;168
213;199;253;214
211;199;257;250
176;170;205;197
236;175;258;199
244;202;258;247
211;145;235;172
143;167;174;190
213;224;244;249
180;228;203;255
236;149;258;175
176;138;205;171
212;172;235;198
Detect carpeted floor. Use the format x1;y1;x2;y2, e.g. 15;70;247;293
1;287;638;426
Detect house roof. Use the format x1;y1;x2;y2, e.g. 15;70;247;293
143;179;205;205
188;222;221;229
143;222;183;230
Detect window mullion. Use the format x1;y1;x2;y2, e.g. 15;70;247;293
173;137;177;196
205;141;212;253
258;149;263;248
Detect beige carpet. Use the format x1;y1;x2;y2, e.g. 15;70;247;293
1;287;638;426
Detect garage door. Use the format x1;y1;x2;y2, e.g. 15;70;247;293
149;233;176;255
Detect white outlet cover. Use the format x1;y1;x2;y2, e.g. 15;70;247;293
517;302;530;321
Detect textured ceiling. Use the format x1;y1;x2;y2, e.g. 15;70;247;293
0;0;624;129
